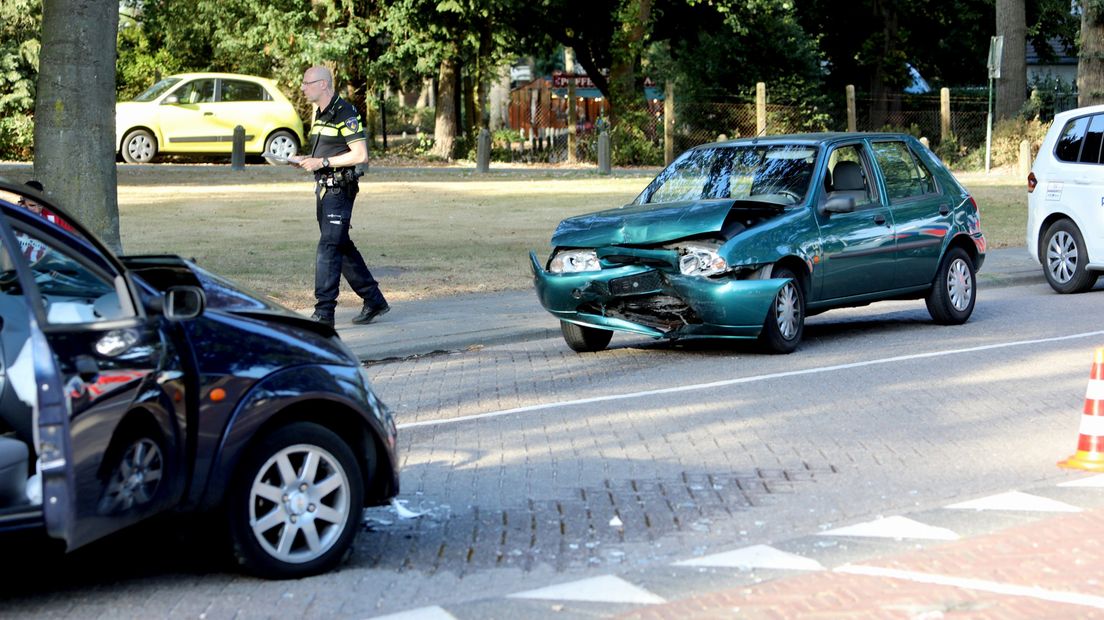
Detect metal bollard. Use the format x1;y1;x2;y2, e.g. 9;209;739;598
597;131;611;175
231;125;245;171
476;127;491;173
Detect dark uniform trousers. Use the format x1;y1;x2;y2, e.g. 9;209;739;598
314;179;387;317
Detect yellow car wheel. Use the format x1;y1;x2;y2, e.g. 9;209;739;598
121;129;157;164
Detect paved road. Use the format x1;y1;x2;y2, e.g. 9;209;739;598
5;270;1104;618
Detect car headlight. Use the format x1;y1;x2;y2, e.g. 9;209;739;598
678;243;728;276
549;249;600;273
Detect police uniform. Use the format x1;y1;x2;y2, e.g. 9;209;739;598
308;95;387;322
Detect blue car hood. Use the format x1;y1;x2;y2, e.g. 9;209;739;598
551;199;743;247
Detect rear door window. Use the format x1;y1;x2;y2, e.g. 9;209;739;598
220;80;267;103
1079;115;1104;164
871;141;937;202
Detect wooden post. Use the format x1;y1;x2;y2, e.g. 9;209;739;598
565;47;577;164
846;85;856;132
940;87;951;143
1019;139;1031;178
597;131;611;174
664;81;675;165
756;82;767;135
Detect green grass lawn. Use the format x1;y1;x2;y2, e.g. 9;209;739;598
1;163;1029;309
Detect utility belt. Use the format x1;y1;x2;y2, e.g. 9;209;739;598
315;167;360;187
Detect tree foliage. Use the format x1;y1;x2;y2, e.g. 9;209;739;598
0;0;40;159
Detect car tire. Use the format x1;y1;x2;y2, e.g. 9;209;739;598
561;320;613;352
759;266;804;354
228;422;364;579
925;247;976;324
1041;219;1099;294
96;431;167;515
264;130;299;164
121;129;157;163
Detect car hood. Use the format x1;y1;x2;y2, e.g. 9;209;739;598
120;255;334;336
551;199;783;247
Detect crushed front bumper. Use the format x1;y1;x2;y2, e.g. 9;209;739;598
529;251;787;340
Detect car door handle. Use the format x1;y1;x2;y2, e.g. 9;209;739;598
939;204;950;216
873;214;887;225
203;112;214;116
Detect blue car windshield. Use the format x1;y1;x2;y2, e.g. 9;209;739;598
132;77;182;102
636;144;819;206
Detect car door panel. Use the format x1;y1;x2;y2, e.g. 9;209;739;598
159;78;225;152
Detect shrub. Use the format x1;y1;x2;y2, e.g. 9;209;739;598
0;114;34;161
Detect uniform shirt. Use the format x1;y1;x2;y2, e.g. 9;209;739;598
308;95;367;165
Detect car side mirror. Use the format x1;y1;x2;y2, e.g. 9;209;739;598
162;95;179;105
163;286;205;320
820;195;856;216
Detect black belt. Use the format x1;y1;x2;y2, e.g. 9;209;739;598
316;167;358;187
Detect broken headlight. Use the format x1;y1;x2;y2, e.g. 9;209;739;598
549;249;600;273
677;242;728;277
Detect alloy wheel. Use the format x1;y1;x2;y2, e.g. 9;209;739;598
100;438;163;513
247;443;352;564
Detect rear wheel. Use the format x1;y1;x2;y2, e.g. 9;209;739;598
121;129;157;163
925;247;976;324
759;267;804;354
228;422;364;579
264;130;299;164
561;320;613;352
1042;219;1099;294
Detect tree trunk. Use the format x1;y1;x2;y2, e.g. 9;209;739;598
462;72;477;136
607;0;652;127
1078;0;1104;106
995;0;1027;120
868;0;898;130
34;0;120;252
431;57;457;160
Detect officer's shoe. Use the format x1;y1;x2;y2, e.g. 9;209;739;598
310;312;335;327
352;302;390;325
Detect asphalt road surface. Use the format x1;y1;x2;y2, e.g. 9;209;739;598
5;279;1104;619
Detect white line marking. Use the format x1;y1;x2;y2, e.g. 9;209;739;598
945;491;1082;512
835;564;1104;609
675;544;825;570
367;606;459;620
817;516;960;540
397;330;1104;430
508;575;667;604
1058;474;1104;488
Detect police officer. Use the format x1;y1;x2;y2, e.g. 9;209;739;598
290;66;389;327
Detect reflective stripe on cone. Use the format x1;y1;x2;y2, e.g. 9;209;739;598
1060;348;1104;472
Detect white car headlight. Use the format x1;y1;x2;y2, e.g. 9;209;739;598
549;249;600;273
678;244;728;276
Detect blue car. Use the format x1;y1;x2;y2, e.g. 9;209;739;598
0;180;398;579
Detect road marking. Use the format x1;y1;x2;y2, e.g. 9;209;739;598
1059;474;1104;488
397;330;1104;430
834;564;1104;610
508;575;667;604
674;544;825;570
367;606;458;620
945;491;1081;512
818;516;960;540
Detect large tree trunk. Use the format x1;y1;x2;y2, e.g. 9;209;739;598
431;58;458;160
995;0;1027;120
607;0;652;127
34;0;120;251
1078;0;1104;106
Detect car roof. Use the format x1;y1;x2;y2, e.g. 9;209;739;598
1053;104;1104;123
693;132;918;150
163;72;278;85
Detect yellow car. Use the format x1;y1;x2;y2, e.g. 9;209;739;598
117;72;306;164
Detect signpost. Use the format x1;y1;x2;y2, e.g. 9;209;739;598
986;35;1003;174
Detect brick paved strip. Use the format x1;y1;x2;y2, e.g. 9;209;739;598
622;507;1104;619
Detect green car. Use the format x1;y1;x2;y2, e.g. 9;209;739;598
530;133;986;353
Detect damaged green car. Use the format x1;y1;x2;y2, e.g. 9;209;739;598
530;133;986;353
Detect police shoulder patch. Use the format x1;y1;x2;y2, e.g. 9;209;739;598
344;116;360;132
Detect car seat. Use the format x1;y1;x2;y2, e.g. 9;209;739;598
829;160;868;203
0;436;28;507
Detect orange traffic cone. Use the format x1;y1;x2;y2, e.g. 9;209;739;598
1059;348;1104;471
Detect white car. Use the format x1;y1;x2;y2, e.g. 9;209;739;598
1027;104;1104;293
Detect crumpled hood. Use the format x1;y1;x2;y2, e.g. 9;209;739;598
551;199;738;247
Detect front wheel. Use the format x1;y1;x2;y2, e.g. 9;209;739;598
561;320;613;352
121;129;157;163
228;422;364;579
264;130;299;164
759;267;804;354
1042;220;1099;294
925;247;976;324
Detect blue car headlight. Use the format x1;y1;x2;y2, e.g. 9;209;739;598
677;243;728;276
549;249;600;273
